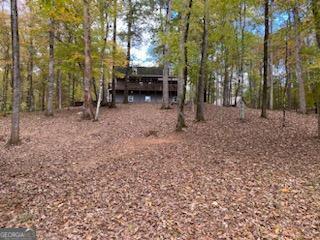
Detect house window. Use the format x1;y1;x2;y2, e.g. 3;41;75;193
145;96;151;102
128;95;134;102
132;67;138;75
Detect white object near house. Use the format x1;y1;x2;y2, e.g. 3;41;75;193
145;96;151;102
128;96;134;102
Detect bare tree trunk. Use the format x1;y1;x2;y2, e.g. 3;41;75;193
110;0;117;108
261;0;269;118
95;11;109;121
312;0;320;138
286;11;292;110
124;0;132;104
57;69;62;110
269;4;274;110
67;73;72;106
71;74;76;106
161;0;172;109
46;19;55;116
176;0;193;131
293;3;306;114
283;22;290;127
2;64;10;116
177;10;185;104
41;81;46;111
195;0;208;122
239;2;246;121
223;48;229;107
229;66;233;106
8;0;21;145
234;66;240;106
27;38;34;112
82;0;94;119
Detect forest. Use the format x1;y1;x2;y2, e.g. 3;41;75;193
0;0;320;239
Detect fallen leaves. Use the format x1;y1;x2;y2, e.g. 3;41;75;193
0;104;319;239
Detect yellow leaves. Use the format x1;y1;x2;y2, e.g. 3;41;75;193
280;187;290;193
144;197;153;207
308;56;320;71
274;225;282;235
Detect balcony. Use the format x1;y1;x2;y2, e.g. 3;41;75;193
115;81;177;92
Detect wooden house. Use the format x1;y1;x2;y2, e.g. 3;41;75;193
111;67;178;103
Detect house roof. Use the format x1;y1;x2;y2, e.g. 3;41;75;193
115;67;163;77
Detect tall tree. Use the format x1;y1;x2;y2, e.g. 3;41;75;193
176;0;193;131
293;2;306;114
312;0;320;137
261;0;269;118
82;0;94;119
222;48;229;107
283;12;291;126
269;0;274;110
1;45;10;116
195;0;208;122
161;0;172;109
27;37;34;112
57;69;62;110
110;0;117;108
95;7;110;121
46;17;55;116
123;0;133;104
8;0;21;145
239;1;246;120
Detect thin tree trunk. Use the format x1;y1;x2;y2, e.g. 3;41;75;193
82;0;94;119
2;64;10;116
287;11;292;110
72;74;76;106
161;0;172;109
248;61;253;107
27;38;34;112
283;26;290;127
223;48;229;106
229;65;233;106
124;0;132;104
41;81;46;111
195;0;208;122
57;69;62;110
269;5;274;110
8;0;21;145
293;3;306;114
95;11;109;121
67;73;72;106
177;10;185;104
46;19;55;116
110;0;117;108
258;64;262;109
234;66;240;106
239;2;246;120
176;0;193;131
261;0;269;118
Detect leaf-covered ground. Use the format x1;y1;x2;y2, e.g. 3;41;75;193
0;104;319;239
